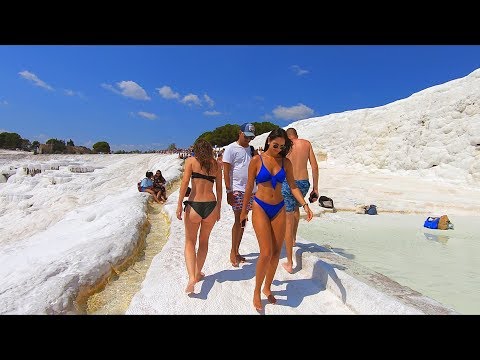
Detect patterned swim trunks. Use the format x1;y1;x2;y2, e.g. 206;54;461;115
281;180;310;212
231;190;254;211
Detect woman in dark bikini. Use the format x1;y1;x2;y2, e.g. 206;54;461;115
176;139;222;294
240;128;313;311
153;170;167;202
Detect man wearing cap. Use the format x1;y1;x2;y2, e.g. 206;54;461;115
281;127;319;273
222;123;257;267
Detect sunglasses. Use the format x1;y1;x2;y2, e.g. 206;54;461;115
244;134;255;140
272;143;286;150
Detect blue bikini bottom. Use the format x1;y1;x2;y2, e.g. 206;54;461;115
254;196;285;220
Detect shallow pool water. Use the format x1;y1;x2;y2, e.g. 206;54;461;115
297;212;480;314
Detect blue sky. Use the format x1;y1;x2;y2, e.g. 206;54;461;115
1;45;480;151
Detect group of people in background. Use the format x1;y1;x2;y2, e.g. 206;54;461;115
138;170;168;204
174;122;319;312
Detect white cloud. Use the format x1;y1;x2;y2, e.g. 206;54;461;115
204;110;221;116
64;89;84;98
102;81;150;100
138;111;157;120
18;70;54;91
0;100;8;106
291;65;309;76
157;86;180;100
181;93;202;106
117;81;150;100
101;83;120;94
204;94;215;107
272;103;314;121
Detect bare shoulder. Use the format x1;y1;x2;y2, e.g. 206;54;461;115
300;138;312;146
250;154;261;165
186;156;199;169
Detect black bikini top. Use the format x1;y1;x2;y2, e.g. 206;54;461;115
191;171;216;183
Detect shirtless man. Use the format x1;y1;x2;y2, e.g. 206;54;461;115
281;128;319;273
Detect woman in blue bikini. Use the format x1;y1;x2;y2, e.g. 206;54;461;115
240;128;313;311
176;139;222;294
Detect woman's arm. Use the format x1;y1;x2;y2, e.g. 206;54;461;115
240;155;258;223
223;161;233;205
284;158;313;221
215;160;222;221
176;158;193;220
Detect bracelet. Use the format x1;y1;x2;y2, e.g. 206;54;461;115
302;203;308;207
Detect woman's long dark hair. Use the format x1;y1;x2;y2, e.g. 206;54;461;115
193;139;217;175
263;128;292;158
155;170;166;183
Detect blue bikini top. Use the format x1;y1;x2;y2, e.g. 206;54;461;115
255;155;286;189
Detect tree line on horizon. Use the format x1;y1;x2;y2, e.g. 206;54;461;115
0;132;111;154
195;121;279;147
1;123;280;155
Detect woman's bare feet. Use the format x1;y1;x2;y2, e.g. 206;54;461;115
195;272;205;282
230;256;239;267
185;281;195;294
262;289;277;304
282;262;293;274
253;292;262;311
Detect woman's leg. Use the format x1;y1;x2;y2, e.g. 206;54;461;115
263;209;286;303
195;206;218;281
184;206;201;293
251;201;274;310
145;188;161;203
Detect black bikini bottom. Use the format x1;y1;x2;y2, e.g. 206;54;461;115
183;201;217;219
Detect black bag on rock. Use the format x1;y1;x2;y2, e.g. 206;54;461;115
319;196;334;209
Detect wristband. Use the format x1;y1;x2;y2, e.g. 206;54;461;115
302;203;308;208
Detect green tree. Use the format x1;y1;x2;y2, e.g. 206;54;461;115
20;138;31;151
31;140;40;150
93;141;111;154
0;132;5;148
67;139;75;146
0;132;23;149
252;121;279;135
167;143;176;151
194;122;279;147
46;138;67;153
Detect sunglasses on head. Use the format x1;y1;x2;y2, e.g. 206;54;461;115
272;143;286;150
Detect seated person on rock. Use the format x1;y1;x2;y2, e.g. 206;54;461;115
153;169;167;202
140;171;162;204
